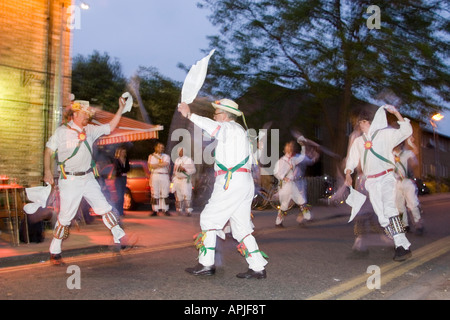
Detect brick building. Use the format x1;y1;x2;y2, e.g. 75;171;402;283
0;0;72;186
421;129;450;182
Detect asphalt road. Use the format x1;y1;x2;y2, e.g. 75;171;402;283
0;197;449;308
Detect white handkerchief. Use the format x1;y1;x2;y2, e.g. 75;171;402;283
216;230;226;240
24;183;52;214
346;187;367;222
181;49;215;104
121;92;133;114
368;105;388;137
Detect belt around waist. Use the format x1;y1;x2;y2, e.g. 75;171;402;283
366;168;394;179
64;168;93;176
152;172;168;175
214;168;250;177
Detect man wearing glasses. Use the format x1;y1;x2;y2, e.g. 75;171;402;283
178;99;268;279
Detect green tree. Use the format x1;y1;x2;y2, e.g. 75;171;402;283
135;66;182;144
72;51;127;111
198;0;450;156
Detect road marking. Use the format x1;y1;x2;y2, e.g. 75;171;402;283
2;216;448;301
0;241;194;274
307;235;450;300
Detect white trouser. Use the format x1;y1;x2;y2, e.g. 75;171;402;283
198;173;268;271
278;180;307;211
173;177;193;212
396;179;421;226
151;173;170;211
49;173;126;254
365;173;410;249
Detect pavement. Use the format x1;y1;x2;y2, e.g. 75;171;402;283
1;192;449;268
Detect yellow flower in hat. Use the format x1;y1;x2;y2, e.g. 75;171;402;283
72;100;95;117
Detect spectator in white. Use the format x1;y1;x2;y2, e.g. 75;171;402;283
148;142;171;216
172;147;196;216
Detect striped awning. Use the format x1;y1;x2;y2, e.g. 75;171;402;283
91;109;163;146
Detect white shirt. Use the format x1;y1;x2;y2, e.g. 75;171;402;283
274;149;313;181
148;153;171;174
345;119;412;176
393;149;417;179
46;120;110;172
190;113;252;171
173;155;196;179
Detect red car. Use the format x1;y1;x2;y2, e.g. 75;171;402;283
99;160;151;210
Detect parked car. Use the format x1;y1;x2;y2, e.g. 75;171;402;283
99;160;151;210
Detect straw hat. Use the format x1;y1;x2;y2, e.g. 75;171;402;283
212;99;242;117
72;100;95;116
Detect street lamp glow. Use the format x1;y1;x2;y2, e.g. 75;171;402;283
431;113;444;122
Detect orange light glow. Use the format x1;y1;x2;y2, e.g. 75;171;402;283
431;113;444;121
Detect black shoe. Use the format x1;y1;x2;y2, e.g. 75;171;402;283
393;246;412;261
118;233;139;252
149;211;157;216
236;269;267;279
50;254;66;266
185;264;216;276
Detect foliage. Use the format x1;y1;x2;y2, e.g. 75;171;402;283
197;0;450;155
72;51;127;111
134;66;182;144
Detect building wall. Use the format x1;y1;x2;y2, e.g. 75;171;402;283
421;130;450;180
0;0;72;186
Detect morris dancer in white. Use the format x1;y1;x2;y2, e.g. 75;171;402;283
345;105;413;261
178;99;268;279
172;147;196;216
44;98;129;265
148;142;171;216
393;139;424;235
274;139;318;227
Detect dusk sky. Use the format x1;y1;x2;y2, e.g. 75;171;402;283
71;0;450;137
72;0;217;82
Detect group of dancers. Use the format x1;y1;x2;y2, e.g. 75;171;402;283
43;95;422;278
